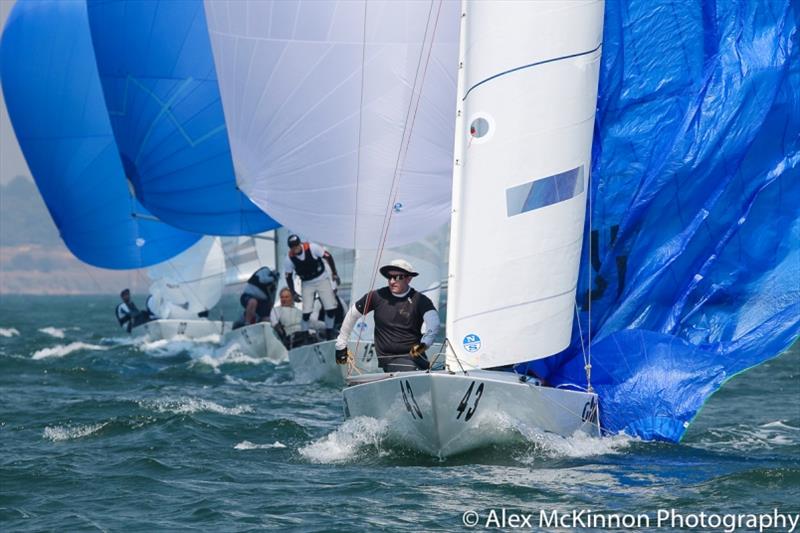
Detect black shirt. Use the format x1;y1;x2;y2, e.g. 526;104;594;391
355;287;435;355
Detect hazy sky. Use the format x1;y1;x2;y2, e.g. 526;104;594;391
0;0;29;185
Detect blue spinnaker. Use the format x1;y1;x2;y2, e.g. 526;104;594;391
0;0;200;269
517;0;800;441
85;0;279;235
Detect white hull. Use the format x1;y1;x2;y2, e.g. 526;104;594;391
219;322;288;364
342;370;599;458
133;319;230;341
289;340;380;386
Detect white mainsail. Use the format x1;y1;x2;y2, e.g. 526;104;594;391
204;0;459;249
446;0;604;369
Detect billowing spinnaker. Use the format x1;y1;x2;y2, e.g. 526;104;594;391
446;1;604;369
0;0;199;269
204;0;459;249
516;0;800;442
86;0;279;236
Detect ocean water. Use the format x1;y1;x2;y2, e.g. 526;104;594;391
1;295;797;532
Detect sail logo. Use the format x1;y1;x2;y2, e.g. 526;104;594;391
463;334;481;352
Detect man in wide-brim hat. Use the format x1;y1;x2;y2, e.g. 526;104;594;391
335;259;440;372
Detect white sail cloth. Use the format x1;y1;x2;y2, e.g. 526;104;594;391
446;0;604;369
147;237;227;319
204;0;459;249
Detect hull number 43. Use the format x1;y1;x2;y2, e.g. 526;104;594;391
456;381;484;421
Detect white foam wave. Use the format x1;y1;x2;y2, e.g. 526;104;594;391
189;340;279;372
138;338;216;360
43;422;107;441
39;327;66;339
234;440;287;450
32;342;107;360
140;397;254;416
299;417;388;464
0;328;20;337
515;426;635;460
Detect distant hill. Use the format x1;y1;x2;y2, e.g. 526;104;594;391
0;175;60;246
0;175;148;294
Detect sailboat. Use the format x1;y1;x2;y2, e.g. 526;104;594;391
203;0;460;382
2;0;286;363
342;0;605;457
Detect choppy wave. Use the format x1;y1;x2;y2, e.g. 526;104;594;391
234;440;287;450
138;338;216;359
32;342;107;360
696;421;800;452
139;397;254;416
299;417;389;464
39;327;66;339
514;427;635;461
43;422;107;441
0;327;20;337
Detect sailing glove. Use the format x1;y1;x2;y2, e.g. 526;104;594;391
410;343;427;357
335;347;349;365
292;292;302;303
332;273;341;285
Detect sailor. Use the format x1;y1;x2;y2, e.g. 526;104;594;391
334;259;439;372
284;234;341;339
115;288;150;333
270;288;325;348
233;266;279;330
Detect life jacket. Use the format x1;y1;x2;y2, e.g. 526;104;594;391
289;243;325;281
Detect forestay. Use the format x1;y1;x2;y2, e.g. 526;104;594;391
204;0;459;249
446;0;604;369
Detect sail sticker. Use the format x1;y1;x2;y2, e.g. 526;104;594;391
506;166;584;217
462;334;481;352
393;202;403;213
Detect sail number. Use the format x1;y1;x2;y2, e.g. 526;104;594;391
581;397;598;424
400;380;423;420
456;381;484;422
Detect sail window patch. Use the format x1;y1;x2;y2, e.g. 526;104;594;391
506;166;584;217
470;118;490;138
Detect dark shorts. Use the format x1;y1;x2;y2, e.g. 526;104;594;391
240;294;271;319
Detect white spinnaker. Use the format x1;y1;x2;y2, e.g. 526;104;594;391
446;0;604;369
349;223;448;341
222;232;277;285
204;0;459;249
147;237;227;319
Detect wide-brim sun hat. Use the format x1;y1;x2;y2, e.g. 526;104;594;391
379;259;419;279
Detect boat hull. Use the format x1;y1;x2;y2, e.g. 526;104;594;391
219;322;288;364
342;370;600;458
289;340;380;386
133;319;230;341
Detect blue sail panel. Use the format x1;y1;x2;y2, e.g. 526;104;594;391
516;0;800;442
1;0;199;269
85;0;279;236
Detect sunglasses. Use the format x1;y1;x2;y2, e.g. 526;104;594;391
387;274;408;281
